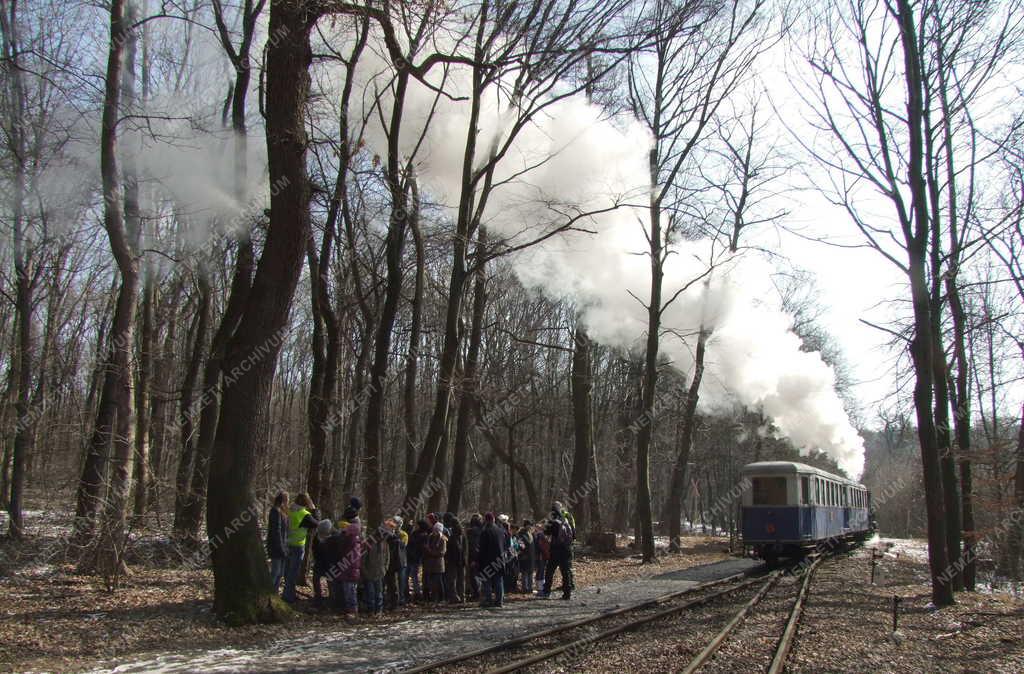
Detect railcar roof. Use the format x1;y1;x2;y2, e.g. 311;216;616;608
741;461;865;489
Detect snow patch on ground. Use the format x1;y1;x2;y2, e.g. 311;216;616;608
877;537;930;562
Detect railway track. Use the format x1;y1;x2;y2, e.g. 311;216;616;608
401;564;778;674
404;554;825;674
680;554;823;674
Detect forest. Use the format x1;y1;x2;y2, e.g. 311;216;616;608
1;0;1023;630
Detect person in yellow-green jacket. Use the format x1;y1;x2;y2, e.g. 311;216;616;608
282;492;318;603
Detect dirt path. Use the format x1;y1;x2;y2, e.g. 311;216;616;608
84;559;761;674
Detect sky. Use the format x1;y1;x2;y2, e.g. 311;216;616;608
771;195;910;420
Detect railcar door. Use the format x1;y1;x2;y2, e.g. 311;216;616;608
842;486;850;530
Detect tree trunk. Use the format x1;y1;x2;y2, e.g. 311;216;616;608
448;230;487;514
484;425;541;519
946;274;975;589
1008;402;1024;580
364;67;412;527
664;327;707;552
636;144;663;564
927;179;962;591
147;279;181;513
3;0;30;538
305;24;363;512
174;278;210;540
179;0;266;546
306;239;329;506
428;416;450;514
406;51;484;506
895;0;953;607
569;326;595;535
403;181;425;486
477;449;498;516
75;1;140;574
132;268;154;521
612;361;641;533
206;0;315;624
342;332;371;497
8;194;30;542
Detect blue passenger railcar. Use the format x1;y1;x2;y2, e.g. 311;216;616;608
740;461;872;562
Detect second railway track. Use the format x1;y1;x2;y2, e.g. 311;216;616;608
402;563;780;674
404;554;826;674
682;554;823;674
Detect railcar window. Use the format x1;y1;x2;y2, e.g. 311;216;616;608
801;476;810;505
751;477;788;505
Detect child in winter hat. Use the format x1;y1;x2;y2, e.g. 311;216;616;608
342;496;362;522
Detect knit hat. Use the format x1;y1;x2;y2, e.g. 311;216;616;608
484;512;495;522
432;521;444;534
343;505;358;521
349;496;362;511
393;515;403;529
497;513;509;524
316;519;333;540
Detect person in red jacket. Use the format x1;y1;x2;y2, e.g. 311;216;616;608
333;520;363;616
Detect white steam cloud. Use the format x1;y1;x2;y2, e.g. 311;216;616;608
332;27;865;477
112;17;864;477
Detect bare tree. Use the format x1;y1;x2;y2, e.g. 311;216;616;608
176;0;267;546
626;0;776;562
74;0;140;579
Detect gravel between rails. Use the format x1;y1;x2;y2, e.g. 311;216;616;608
432;573;770;674
699;571;803;673
517;578;768;674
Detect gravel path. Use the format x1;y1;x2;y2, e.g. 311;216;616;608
88;558;761;674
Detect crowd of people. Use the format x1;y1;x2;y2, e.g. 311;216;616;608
266;492;578;616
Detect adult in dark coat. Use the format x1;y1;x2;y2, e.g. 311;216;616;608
266;491;289;592
517;520;535;594
465;514;483;600
423;522;448;605
407;520;430;601
539;509;574;600
384;517;408;609
443;513;466;603
475;512;509;607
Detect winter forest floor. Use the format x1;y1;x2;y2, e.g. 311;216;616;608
0;500;732;673
1;503;1022;673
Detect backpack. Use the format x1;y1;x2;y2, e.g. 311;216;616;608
556;519;574;546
